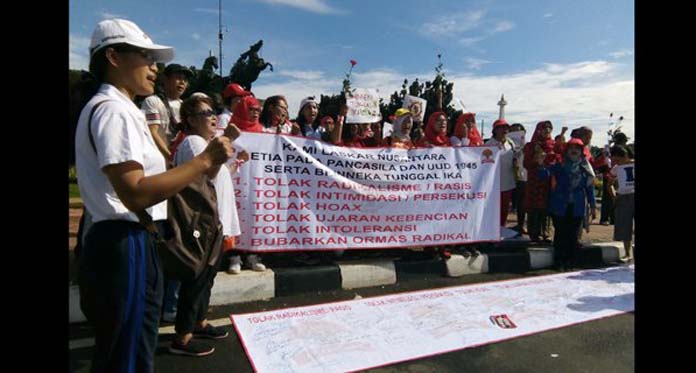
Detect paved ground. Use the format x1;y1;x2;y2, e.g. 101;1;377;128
68;199;633;371
68;268;634;373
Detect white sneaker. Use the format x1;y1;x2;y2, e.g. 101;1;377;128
247;255;266;272
227;256;242;274
227;263;241;274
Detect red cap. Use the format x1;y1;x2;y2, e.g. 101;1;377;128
222;83;251;99
492;119;510;129
566;138;584;147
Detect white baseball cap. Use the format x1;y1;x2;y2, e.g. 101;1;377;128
89;19;174;63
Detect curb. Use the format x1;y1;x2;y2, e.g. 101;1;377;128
69;241;627;324
69;198;83;209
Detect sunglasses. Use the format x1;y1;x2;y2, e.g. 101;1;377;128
113;46;156;65
191;110;216;118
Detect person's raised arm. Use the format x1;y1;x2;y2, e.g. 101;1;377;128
104;136;233;212
332;105;348;145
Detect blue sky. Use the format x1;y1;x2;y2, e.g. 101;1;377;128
70;0;634;145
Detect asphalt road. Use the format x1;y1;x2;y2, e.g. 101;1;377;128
69;268;634;373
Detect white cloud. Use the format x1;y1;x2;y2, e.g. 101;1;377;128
69;34;90;71
459;36;486;47
276;69;325;80
251;61;634;145
98;11;126;19
255;0;346;15
544;13;553;18
421;11;486;37
192;33;201;41
422;11;514;48
494;21;515;33
463;57;493;70
610;49;633;58
448;62;634;145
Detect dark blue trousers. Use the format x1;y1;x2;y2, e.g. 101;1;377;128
78;220;164;373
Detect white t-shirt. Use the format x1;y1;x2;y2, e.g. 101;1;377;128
263;122;293;134
173;135;241;236
610;163;635;195
141;95;182;144
216;108;232;138
75;84;167;223
484;137;516;192
450;136;470;147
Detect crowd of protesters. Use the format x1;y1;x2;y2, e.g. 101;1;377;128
74;18;634;372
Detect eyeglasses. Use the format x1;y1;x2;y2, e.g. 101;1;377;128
191;110;216;118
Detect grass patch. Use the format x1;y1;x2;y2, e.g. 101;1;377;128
69;183;81;199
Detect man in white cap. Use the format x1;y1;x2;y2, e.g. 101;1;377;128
75;18;234;371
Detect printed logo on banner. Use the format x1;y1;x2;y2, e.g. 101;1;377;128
489;314;517;329
481;149;495;164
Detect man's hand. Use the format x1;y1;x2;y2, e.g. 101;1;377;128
291;122;302;136
223;123;242;141
237;150;250;163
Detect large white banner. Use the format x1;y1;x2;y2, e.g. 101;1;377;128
232;132;501;251
232;266;635;373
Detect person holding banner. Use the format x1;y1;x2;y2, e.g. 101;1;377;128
364;118;383;147
384;108;416;149
358;118;383;148
339;121;365;147
536;138;597;271
308;115;337;143
294;96;319;138
456;112;484;146
417;111;452;147
226;95;268;272
75;18;234;371
485;119;517;227
231;95;264;133
450;113;470;147
260;95;292;134
523;121;558;243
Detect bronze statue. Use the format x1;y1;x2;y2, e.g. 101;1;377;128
229;40;273;90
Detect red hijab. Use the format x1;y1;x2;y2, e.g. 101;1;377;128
457;113;483;146
419;111;451;147
232;96;263;133
524;120;558;164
